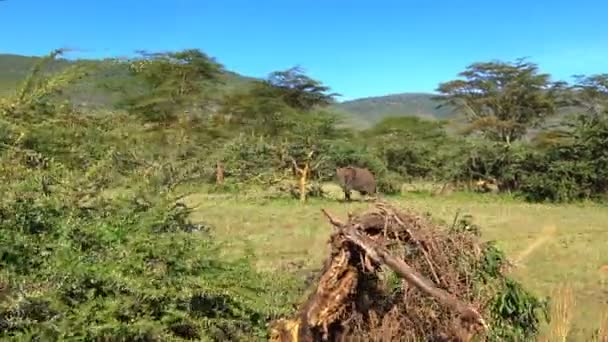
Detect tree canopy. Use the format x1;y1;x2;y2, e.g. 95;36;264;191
435;58;563;144
570;73;608;116
264;66;340;110
219;66;339;135
114;49;224;123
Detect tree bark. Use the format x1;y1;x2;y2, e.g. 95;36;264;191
216;161;224;185
321;209;489;332
291;151;315;203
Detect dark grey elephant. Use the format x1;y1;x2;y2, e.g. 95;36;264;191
335;166;377;201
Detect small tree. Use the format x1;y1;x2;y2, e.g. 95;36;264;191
435;58;563;145
289;150;316;202
279;111;345;201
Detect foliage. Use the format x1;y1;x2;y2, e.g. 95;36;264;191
364;116;453;179
450;216;550;341
219;86;297;135
570;73;608;115
111;49;224;123
519;111;608;202
0;55;306;340
0;117;300;341
486;263;550;341
264;66;340;110
5;45;607;340
436;58;564;144
219;67;339;136
0;184;299;340
0;49;93;121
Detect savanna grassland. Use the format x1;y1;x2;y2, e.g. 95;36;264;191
1;49;608;341
180;187;608;340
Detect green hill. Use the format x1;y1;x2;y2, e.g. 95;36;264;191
1;54;454;128
0;53;257;105
332;93;456;128
0;53;73;95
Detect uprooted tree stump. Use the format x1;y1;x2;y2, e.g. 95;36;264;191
269;202;544;342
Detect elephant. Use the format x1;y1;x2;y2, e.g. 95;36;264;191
335;166;377;201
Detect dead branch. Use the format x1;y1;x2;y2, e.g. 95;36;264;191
321;208;489;332
344;226;488;331
291;156;312;202
389;208;442;286
321;208;346;228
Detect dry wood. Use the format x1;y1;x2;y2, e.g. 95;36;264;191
389;207;442;286
290;151;315;202
321;208;489;332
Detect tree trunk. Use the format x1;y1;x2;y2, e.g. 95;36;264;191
216;161;224;185
294;161;310;202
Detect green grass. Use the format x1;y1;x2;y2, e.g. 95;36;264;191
182;187;608;341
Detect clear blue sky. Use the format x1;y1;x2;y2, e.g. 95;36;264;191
1;0;607;101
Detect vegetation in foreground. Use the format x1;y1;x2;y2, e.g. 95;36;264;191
0;49;607;340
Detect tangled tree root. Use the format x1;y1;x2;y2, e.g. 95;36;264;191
270;202;511;342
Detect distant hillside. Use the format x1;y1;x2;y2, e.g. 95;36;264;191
332;93;456;128
0;54;579;133
0;54;73;95
331;91;586;132
0;53;257;104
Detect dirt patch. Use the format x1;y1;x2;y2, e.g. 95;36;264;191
513;224;557;267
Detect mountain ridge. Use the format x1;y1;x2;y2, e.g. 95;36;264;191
331;92;456;128
0;53;454;128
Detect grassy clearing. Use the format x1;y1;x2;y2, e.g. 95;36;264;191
183;186;608;340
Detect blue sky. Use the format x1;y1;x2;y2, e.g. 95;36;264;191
1;0;607;101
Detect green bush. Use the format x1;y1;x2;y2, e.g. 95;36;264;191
517;113;608;202
450;215;550;341
0;188;300;341
376;171;403;195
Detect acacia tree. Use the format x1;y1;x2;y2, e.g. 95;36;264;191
265;66;340;110
279;110;344;201
114;49;224;124
219;66;339;135
219;85;296;135
570;74;608;116
435;59;563;145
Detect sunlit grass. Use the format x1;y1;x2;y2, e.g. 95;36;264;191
182;186;608;341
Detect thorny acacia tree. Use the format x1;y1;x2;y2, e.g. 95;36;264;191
265;66;340;110
570;74;608;116
114;49;224;124
219;66;339;135
435;58;563;145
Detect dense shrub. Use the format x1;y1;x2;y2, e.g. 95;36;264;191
0;180;300;341
517;113;608;202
